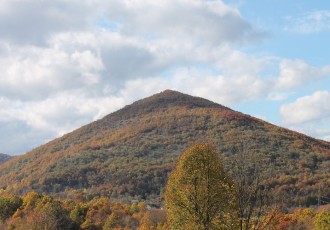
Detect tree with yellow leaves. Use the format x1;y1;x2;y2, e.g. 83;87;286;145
165;143;238;230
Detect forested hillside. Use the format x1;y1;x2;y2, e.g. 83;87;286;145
0;90;329;208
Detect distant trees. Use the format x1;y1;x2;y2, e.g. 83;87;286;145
0;192;158;229
165;143;238;230
262;207;330;229
0;179;328;229
21;200;78;230
0;192;78;229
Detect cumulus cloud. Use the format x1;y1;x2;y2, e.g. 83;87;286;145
0;0;96;45
280;91;330;125
285;10;330;34
102;0;264;45
279;91;330;141
22;93;126;134
0;44;104;100
0;0;266;102
121;65;271;106
0;93;126;155
275;59;330;89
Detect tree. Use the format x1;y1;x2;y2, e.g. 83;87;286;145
138;210;167;230
22;192;42;210
0;195;22;221
70;203;88;226
226;141;275;230
314;209;330;230
103;212;122;230
165;143;238;230
26;200;78;230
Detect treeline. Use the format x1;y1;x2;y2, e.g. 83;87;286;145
0;192;329;230
0;191;167;230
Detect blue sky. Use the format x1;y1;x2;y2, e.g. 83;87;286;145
231;0;330;136
0;0;329;155
236;1;330;64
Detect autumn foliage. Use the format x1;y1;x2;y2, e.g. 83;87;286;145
0;90;329;208
0;191;169;230
165;143;238;229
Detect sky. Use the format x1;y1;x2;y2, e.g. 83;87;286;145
0;0;330;155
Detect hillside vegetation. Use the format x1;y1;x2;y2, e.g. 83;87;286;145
1;191;328;230
0;90;329;207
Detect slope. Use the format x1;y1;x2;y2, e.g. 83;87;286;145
0;90;329;207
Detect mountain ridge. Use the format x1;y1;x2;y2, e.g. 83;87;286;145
0;153;11;164
0;90;329;207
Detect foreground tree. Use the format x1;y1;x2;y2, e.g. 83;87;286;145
165;143;238;230
226;142;275;230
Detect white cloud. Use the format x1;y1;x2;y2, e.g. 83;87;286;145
102;0;264;45
0;93;126;155
280;91;330;125
0;0;96;45
275;59;330;89
285;10;330;34
283;124;330;143
0;0;267;103
22;93;125;135
121;65;271;106
279;91;330;142
267;92;293;101
0;44;104;100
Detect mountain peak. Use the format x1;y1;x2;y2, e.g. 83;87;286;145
135;89;220;107
153;89;214;105
104;90;229;121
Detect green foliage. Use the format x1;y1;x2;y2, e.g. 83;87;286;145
103;213;121;230
0;194;22;221
165;143;238;230
70;204;88;225
22;191;42;209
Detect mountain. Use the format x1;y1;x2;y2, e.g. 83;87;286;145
0;153;11;164
0;90;329;207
